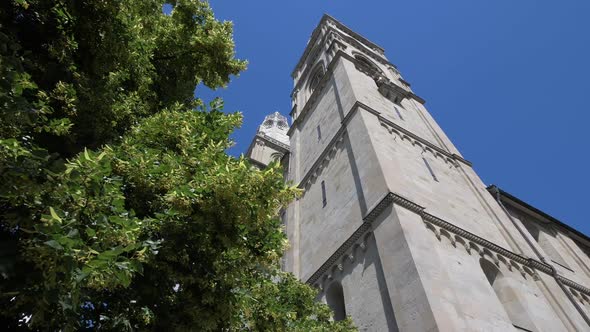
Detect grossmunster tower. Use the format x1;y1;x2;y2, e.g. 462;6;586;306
247;15;590;332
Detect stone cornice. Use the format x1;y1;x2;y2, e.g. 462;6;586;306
324;14;384;53
399;78;412;87
306;221;372;286
420;211;552;275
558;276;590;296
257;133;290;152
244;133;290;171
376;78;426;105
306;191;590;298
338;31;389;67
295;101;472;192
369;103;472;167
306;192;395;285
245;133;289;158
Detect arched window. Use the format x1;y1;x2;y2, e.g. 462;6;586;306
480;259;536;331
354;54;385;78
270;152;283;162
308;63;325;93
326;282;346;321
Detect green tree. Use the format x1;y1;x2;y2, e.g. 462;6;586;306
0;1;356;330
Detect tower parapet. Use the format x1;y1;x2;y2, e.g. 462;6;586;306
245;112;290;168
257;111;290;146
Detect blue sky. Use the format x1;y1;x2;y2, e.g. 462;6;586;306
193;1;590;235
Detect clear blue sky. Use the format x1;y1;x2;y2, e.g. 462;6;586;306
194;1;590;235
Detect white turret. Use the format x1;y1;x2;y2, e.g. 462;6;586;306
257;111;290;146
245;112;290;168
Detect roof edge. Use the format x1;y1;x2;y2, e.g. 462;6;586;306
487;184;590;243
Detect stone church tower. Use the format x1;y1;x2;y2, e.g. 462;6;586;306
248;15;590;332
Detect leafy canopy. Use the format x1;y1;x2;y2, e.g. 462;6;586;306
0;0;355;330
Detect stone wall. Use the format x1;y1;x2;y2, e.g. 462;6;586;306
283;14;590;332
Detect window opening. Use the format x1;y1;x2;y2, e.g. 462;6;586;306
422;157;438;182
394;106;404;120
308;64;325;93
321;180;327;207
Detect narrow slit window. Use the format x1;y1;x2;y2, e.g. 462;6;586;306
394;106;404;120
321;180;327;207
422;157;438;182
317;125;322;141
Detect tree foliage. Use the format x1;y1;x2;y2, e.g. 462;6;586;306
0;1;355;330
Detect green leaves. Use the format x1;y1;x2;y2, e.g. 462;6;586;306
44;240;64;251
0;0;354;330
49;207;62;223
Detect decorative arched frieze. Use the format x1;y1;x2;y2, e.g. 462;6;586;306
469;242;481;256
571;288;583;302
307;222;373;286
521;266;536;280
362;232;372;250
480;248;498;265
422;213;545;282
377;115;460;169
557;276;590;296
348;245;359;262
424;222;440;240
496;255;510;269
424;218;540;282
510;260;522;273
412;140;424;149
439;229;454;247
306;190;590;299
455;236;470;254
